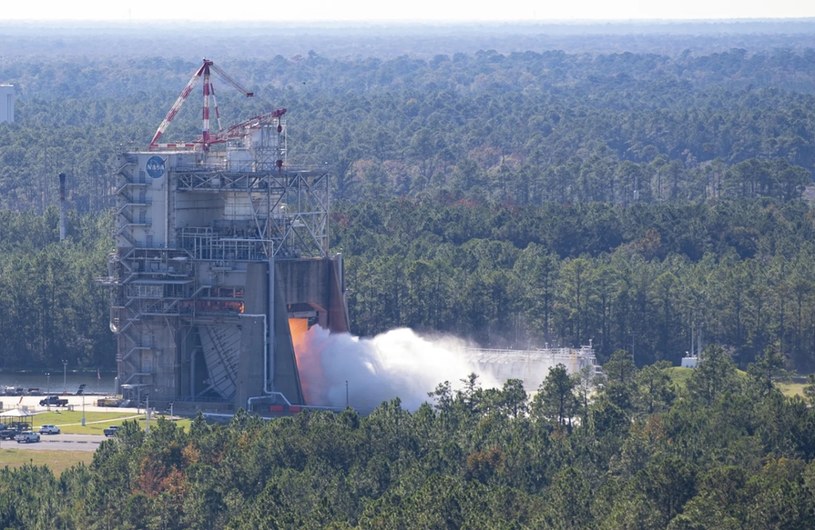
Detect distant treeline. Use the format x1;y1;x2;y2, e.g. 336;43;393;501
5;194;815;373
337;197;815;371
1;30;815;371
1;40;815;212
0;209;113;371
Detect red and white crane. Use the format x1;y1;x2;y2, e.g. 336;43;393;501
148;58;284;151
207;107;287;146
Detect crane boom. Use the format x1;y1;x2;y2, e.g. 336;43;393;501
148;59;256;151
207;108;287;145
148;61;208;149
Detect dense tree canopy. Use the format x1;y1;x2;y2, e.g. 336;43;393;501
3;354;815;528
2;34;815;212
337;197;815;370
2;20;815;528
1;24;815;372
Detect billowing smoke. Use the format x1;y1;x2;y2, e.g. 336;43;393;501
295;325;500;412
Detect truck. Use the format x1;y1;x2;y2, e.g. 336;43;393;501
0;427;18;440
39;395;69;407
0;422;28;440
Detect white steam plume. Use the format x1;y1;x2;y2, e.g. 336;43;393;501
296;326;500;413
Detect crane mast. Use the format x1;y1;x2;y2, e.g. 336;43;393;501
148;58;255;151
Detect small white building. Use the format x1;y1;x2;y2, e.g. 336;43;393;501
0;84;15;123
681;355;699;368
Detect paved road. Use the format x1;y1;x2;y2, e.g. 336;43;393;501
2;433;106;452
7;395;142;414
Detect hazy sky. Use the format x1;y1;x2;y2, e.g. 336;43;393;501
3;0;813;22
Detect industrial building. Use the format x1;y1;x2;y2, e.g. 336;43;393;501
0;84;14;123
104;60;349;415
470;343;602;393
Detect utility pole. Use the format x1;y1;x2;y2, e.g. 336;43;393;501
62;360;67;393
45;372;51;410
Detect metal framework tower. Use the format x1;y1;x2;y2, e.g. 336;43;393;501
104;62;348;413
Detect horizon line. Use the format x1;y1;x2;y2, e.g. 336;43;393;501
3;16;815;25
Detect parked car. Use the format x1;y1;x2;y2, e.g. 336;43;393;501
15;431;40;443
39;424;60;435
103;425;120;437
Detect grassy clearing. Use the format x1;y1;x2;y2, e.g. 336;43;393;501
27;410;191;435
0;448;94;476
665;366;809;399
32;410;142;435
776;382;807;399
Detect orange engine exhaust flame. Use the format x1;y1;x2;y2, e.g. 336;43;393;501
289;318;321;403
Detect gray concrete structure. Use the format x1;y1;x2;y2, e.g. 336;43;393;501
0;84;13;124
104;113;348;413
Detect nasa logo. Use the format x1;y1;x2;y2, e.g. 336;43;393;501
145;156;165;179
